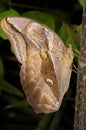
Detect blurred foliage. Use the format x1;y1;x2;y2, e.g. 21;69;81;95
78;0;84;6
0;0;83;130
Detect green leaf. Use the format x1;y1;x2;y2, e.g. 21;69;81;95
78;0;84;6
22;11;55;30
0;79;24;98
58;23;80;50
0;57;4;78
0;9;19;21
4;99;27;109
0;9;19;39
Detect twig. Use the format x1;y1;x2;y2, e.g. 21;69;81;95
74;0;86;130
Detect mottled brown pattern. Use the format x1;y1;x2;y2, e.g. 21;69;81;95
1;17;74;113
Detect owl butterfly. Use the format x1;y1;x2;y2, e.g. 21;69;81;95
0;17;74;113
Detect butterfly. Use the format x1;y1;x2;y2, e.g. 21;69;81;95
1;17;74;113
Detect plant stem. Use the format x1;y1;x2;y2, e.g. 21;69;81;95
74;1;86;130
